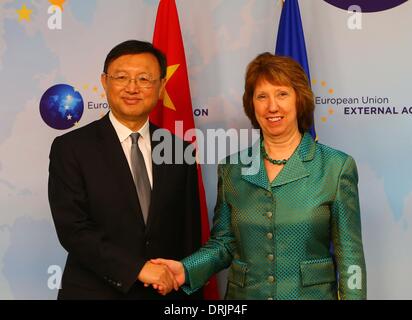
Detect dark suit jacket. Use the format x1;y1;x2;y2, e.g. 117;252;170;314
48;113;202;299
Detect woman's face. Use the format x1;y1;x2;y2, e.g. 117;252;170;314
253;79;299;140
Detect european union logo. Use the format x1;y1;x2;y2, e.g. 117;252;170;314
324;0;407;13
39;84;84;130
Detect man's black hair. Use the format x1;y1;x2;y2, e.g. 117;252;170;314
103;40;167;78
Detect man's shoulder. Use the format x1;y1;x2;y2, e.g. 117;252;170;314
54;117;105;144
315;141;352;163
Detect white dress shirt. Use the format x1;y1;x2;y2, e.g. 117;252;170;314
109;112;153;188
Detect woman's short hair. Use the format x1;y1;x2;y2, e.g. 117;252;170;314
242;52;315;133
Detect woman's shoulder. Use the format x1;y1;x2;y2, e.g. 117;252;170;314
314;140;355;166
217;144;258;174
220;139;261;163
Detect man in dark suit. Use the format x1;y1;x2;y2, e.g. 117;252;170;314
48;40;202;299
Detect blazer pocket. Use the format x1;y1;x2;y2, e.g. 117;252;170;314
227;259;248;288
300;257;336;287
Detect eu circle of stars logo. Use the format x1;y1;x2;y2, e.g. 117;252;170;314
40;84;84;130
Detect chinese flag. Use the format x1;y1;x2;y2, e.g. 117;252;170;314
151;0;220;300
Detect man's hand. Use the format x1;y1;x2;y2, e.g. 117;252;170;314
150;258;186;287
137;261;178;295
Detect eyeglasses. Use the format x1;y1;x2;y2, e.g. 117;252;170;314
104;73;159;88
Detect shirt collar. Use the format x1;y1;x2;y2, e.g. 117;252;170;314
109;111;150;143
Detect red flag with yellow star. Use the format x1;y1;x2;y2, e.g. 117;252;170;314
151;0;220;300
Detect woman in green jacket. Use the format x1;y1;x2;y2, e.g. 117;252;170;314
152;52;366;300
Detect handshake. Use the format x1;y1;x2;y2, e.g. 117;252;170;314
137;258;185;295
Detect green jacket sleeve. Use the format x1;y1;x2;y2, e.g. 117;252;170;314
181;164;235;295
331;156;367;299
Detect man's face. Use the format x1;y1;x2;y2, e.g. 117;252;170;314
101;53;165;127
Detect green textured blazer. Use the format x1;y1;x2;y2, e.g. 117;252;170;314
182;133;366;300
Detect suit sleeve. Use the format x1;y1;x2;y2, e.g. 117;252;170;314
331;156;367;299
183;161;202;256
181;163;235;294
48;136;144;294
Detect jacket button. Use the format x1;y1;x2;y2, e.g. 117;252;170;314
268;297;274;300
266;232;273;240
266;211;273;219
267;254;274;261
267;275;275;283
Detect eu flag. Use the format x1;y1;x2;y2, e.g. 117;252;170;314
275;0;315;138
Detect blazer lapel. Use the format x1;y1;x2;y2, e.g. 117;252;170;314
271;132;315;187
241;140;271;190
241;132;316;189
270;153;309;187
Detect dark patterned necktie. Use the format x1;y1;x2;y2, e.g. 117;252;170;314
130;133;151;224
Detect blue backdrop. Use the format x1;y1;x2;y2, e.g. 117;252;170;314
1;0;411;299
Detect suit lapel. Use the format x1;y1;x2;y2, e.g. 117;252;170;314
241;132;316;189
271;132;315;187
96;114;145;226
241;140;271;190
144;123;166;233
270;152;309;187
